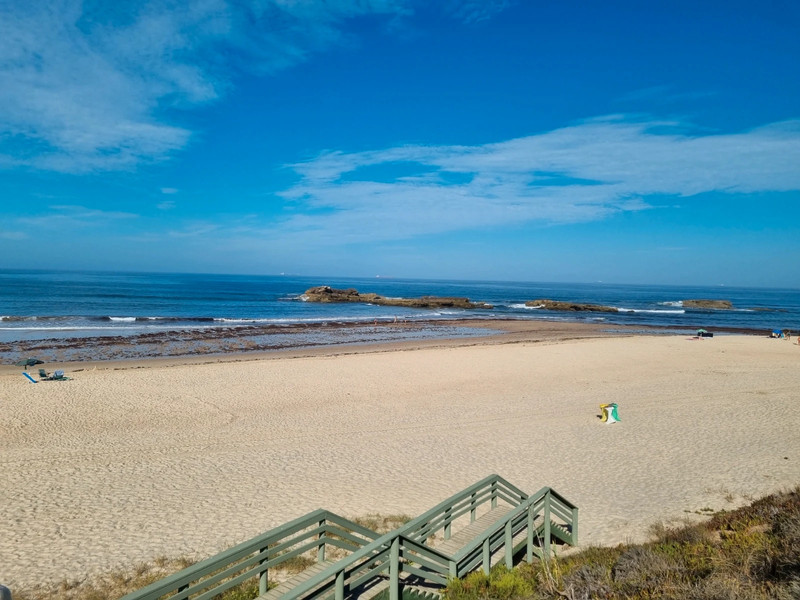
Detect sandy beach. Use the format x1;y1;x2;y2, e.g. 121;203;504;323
1;328;799;591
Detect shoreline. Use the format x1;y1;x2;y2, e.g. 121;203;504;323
0;318;770;375
2;330;798;590
1;319;623;374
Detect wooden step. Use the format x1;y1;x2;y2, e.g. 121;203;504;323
434;506;513;557
258;560;337;600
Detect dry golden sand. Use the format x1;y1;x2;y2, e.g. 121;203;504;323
1;330;799;589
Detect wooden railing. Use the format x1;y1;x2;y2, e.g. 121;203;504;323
281;475;577;600
448;486;578;578
118;510;379;600
120;475;577;600
401;474;528;544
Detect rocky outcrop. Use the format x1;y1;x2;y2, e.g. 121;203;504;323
683;299;733;309
303;286;493;309
525;299;619;313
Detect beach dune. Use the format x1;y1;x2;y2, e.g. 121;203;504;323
1;333;799;590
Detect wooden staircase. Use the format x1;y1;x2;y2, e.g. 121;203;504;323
120;475;578;600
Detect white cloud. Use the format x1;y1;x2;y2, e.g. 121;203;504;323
0;0;416;173
16;205;139;228
275;117;800;244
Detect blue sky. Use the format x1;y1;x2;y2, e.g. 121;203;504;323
1;0;799;287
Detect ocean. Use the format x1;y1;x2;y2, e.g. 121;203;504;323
1;270;798;362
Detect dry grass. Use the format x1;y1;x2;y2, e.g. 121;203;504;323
351;512;412;534
12;557;197;600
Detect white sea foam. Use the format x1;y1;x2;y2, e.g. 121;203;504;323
215;318;264;323
0;326;88;331
109;317;136;322
615;307;685;314
659;301;684;307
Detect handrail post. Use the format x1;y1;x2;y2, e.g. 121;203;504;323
543;491;552;560
526;506;534;563
444;507;452;540
571;506;579;546
335;569;345;600
449;559;458;579
470;491;477;522
259;545;269;595
390;537;401;600
318;518;326;562
504;520;513;568
482;538;491;574
491;480;498;509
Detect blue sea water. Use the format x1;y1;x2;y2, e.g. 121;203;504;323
2;270;799;348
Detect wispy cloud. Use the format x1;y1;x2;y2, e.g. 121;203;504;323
16;205;139;228
0;1;422;173
272;116;800;245
167;223;221;238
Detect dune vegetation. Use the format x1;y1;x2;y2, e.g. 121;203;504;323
444;486;800;600
11;488;799;600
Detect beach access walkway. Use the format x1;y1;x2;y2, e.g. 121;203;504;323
120;474;578;600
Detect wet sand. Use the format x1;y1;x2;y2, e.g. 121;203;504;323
1;326;799;590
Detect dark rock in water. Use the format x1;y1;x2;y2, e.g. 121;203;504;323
683;299;733;309
303;286;493;309
525;299;619;313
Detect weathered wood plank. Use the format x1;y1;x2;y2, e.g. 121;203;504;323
434;506;512;557
258;560;336;600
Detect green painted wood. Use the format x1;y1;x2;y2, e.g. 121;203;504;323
543;494;552;560
285;477;517;600
504;521;513;568
526;510;534;563
324;512;384;541
346;559;390;592
258;545;269;595
318;519;326;563
335;570;345;600
258;560;337;600
120;509;327;600
572;507;579;545
437;506;512;557
389;538;400;600
399;536;450;571
123;475;577;600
